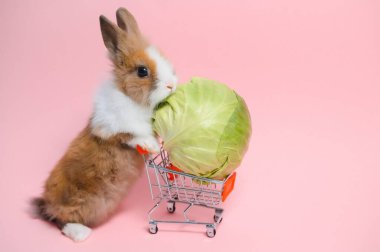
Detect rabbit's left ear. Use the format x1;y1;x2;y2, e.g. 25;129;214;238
116;7;141;37
99;15;125;54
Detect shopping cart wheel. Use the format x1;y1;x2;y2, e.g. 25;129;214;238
167;201;176;213
149;222;158;234
214;208;223;223
214;215;223;223
206;225;216;238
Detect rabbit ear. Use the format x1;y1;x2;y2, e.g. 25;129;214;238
116;7;141;37
99;15;125;53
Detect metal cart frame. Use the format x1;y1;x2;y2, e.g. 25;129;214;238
138;146;236;237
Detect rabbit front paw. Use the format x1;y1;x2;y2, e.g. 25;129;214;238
130;135;160;153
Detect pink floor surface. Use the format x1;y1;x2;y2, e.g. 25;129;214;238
1;0;379;251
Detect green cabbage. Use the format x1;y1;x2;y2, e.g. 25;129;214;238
153;77;251;180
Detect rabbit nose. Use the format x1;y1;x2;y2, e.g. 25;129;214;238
166;84;174;90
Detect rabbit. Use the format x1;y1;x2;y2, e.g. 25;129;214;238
31;7;177;242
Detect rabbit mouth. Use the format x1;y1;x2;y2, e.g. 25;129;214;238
149;85;175;108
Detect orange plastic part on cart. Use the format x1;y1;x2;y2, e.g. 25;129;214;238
136;145;149;155
222;172;236;202
167;163;182;181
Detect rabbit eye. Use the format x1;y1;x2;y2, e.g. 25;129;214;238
137;66;148;78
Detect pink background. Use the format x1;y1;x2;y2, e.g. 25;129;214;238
1;0;379;251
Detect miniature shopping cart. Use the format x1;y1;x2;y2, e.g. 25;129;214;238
137;145;236;238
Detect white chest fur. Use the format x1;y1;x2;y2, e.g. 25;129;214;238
90;80;154;139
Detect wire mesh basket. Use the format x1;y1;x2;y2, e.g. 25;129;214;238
138;145;236;237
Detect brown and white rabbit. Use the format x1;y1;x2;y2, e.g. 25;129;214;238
32;7;177;242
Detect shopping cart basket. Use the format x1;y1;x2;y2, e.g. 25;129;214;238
137;145;237;238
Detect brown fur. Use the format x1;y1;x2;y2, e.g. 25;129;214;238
40;125;143;227
114;49;157;105
34;8;158;229
100;9;157;106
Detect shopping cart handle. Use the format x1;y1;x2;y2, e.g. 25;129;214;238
136;145;149;155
